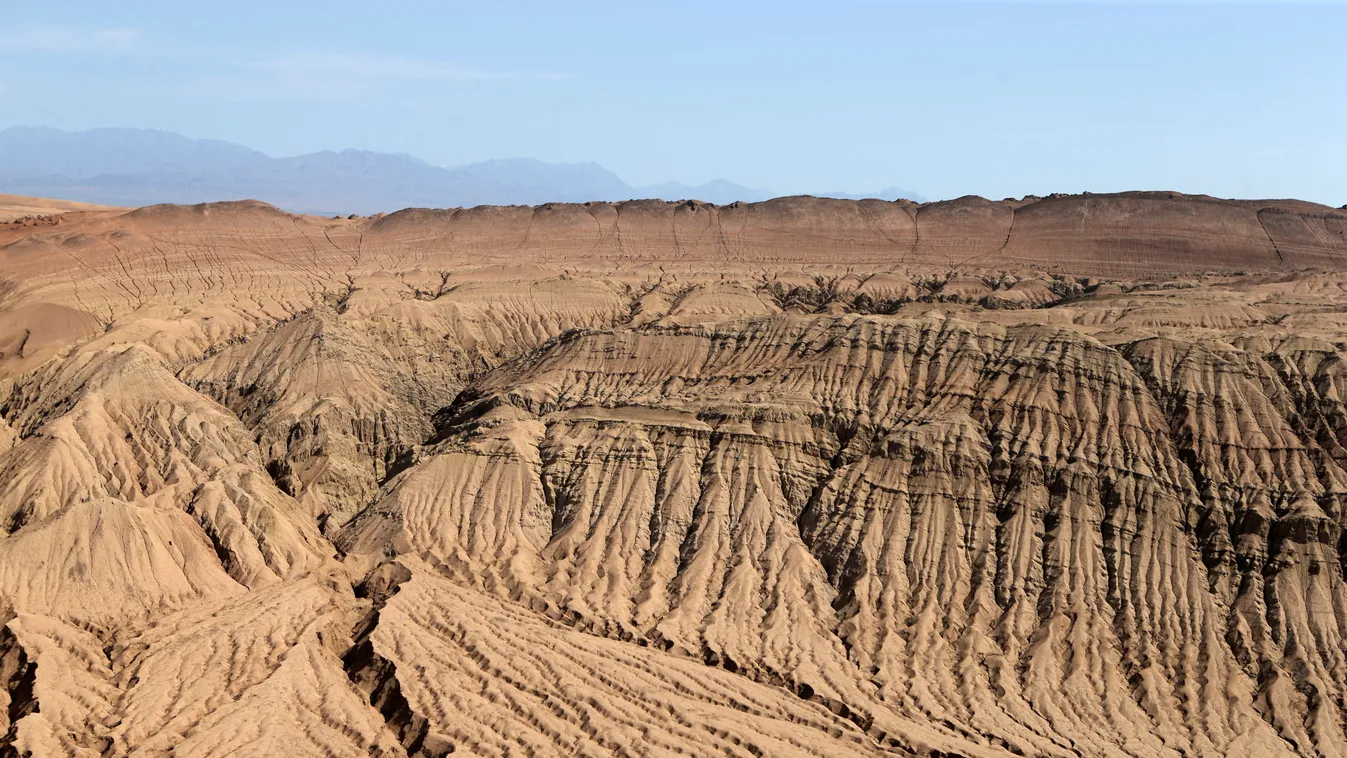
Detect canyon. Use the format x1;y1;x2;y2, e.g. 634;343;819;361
3;191;1347;756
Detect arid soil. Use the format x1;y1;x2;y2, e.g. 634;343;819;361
3;192;1347;756
0;195;123;224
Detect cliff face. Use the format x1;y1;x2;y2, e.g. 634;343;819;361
2;194;1347;756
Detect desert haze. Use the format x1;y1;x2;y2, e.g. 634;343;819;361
4;191;1347;757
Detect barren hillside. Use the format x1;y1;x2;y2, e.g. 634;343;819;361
0;195;123;223
3;192;1347;757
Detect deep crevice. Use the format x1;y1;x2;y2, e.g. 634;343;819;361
0;623;38;757
342;563;452;757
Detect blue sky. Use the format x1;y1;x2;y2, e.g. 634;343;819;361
2;1;1345;204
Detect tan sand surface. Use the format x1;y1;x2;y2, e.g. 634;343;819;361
0;194;124;223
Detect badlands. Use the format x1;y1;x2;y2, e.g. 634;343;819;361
1;191;1347;757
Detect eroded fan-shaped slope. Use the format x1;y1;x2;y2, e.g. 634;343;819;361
340;315;1328;757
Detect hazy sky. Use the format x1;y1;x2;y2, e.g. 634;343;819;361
3;1;1345;204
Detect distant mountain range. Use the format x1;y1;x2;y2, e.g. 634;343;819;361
0;126;923;214
815;188;927;202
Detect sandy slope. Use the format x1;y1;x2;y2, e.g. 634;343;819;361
3;194;1347;756
0;194;123;223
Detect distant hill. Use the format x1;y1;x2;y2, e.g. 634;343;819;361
0;127;922;213
816;187;926;202
0;127;786;214
0;193;123;222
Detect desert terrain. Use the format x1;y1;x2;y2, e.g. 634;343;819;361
0;195;123;224
3;191;1347;756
